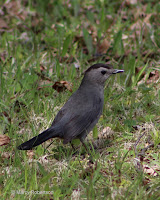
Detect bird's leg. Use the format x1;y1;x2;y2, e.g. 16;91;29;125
70;143;86;169
70;142;76;151
70;142;80;156
80;140;89;154
80;139;92;155
80;139;94;163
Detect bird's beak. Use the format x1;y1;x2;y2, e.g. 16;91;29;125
112;69;124;74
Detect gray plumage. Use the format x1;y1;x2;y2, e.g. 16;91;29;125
17;63;124;150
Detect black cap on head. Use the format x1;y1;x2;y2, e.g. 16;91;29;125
85;63;113;73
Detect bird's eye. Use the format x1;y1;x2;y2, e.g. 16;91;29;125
101;70;106;75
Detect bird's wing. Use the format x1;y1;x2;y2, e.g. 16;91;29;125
62;102;102;144
51;108;67;126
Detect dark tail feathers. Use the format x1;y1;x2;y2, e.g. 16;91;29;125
17;126;59;150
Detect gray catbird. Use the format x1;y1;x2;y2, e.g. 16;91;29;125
17;63;124;151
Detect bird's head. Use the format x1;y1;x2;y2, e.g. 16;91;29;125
83;63;124;86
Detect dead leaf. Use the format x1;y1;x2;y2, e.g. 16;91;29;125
31;16;43;28
4;1;28;20
132;6;147;21
147;70;160;84
52;81;73;92
97;39;111;54
27;150;34;159
71;189;81;200
144;13;152;24
4;1;21;16
1;152;10;159
130;13;152;38
39;155;49;164
0;51;8;62
40;64;47;72
0;18;8;29
1;111;11;123
99;127;114;139
143;164;158;176
38;80;53;89
138;69;160;85
126;0;137;5
19;32;30;42
0;135;10;146
58;55;74;63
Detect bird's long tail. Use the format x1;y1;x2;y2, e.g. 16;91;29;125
17;126;60;150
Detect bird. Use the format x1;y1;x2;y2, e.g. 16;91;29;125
17;63;124;151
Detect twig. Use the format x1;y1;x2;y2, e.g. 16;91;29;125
134;131;146;157
138;143;154;157
134;131;155;172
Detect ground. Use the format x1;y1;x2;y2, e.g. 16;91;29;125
0;0;160;199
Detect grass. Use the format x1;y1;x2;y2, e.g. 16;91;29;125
0;0;160;199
